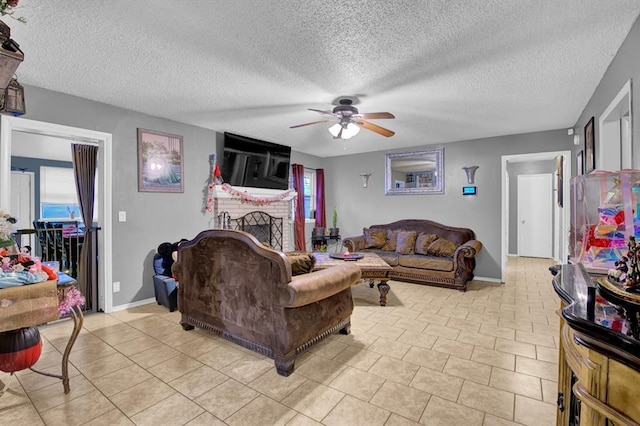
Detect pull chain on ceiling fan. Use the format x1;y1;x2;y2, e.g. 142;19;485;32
290;99;395;139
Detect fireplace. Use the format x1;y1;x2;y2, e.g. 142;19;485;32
211;185;295;251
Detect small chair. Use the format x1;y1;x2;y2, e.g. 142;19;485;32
152;243;178;312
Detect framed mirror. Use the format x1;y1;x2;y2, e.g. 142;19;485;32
385;148;444;195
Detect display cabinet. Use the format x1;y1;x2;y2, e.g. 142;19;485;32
569;170;640;274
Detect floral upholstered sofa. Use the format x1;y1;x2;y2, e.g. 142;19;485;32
343;219;482;291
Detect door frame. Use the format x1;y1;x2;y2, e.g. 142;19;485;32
517;173;553;257
0;116;114;313
501;150;571;282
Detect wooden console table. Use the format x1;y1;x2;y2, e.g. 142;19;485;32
552;264;640;425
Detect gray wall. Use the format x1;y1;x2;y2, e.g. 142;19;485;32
573;15;640;169
323;130;572;280
507;160;556;254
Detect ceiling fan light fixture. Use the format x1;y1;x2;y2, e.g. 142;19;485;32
328;123;342;138
342;122;360;139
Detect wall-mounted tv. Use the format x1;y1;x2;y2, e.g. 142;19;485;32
221;132;291;190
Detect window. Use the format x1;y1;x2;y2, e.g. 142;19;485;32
39;166;98;221
303;169;316;221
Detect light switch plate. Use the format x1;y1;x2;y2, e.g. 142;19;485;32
118;211;126;222
113;281;120;292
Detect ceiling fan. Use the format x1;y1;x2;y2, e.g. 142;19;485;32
290;99;395;139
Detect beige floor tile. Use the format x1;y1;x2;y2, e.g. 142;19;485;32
490;367;542;400
515;356;557;381
471;346;515;370
368;337;412;359
68;340;118;367
515;330;556;348
285;413;324;425
479;323;516;340
128;343;180;368
194;378;258;420
109;376;176;417
514;395;556;426
370;380;430;421
420;395;484;426
385;413;422;425
333;345;382;370
403;346;450;371
248;368;307;401
29;373;96;413
494;338;536;358
497;317;533;332
392;316;428;333
17;364;80;392
129;393;204;425
458;380;515;420
97;326;147;346
457;330;496;349
281;379;345;421
40;390;115;426
483;414;523;425
397;330;438;349
415;311;450;326
218;354;273;384
170;365;229;399
322;395;390;426
541;379;558;404
89;321;133;338
173;334;224;357
144;353;202;383
367;311;401;325
328;366;385;401
389;306;422;320
423;323;461;340
368;323;405;340
2;403;45;425
443;356;492;385
196;344;246;369
111;335;162;357
226;394;297;426
91;364;153;396
185;412;227;425
410;367;463;401
332;331;379;348
370;356;420;385
446;317;481;333
432;337;474;359
308;339;349;359
294;353;348;384
82;408;135;425
535;345;559;363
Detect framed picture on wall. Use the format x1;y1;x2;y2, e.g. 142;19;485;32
576;150;584;175
137;128;184;192
584;117;595;173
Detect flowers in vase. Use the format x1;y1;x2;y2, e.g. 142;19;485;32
0;0;26;23
0;209;17;249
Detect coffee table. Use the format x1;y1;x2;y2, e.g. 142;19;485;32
313;252;393;306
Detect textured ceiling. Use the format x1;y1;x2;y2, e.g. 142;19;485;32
9;1;640;157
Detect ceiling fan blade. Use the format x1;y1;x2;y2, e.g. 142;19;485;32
354;112;395;120
355;120;395;137
289;119;330;129
308;108;336;116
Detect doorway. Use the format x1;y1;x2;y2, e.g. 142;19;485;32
501;150;571;282
517;174;553;258
10;171;35;248
0;116;114;313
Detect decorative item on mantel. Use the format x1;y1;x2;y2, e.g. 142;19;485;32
0;75;25;116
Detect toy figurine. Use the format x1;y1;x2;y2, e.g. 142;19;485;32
608;256;629;282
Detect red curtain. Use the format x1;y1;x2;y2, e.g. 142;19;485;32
315;169;326;228
291;164;306;251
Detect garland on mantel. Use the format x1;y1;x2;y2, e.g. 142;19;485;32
206;183;296;211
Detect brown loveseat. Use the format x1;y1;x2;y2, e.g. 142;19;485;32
343;219;482;291
173;229;362;376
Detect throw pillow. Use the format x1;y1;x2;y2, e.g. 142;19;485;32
414;233;439;255
426;238;458;257
363;227;387;249
381;229;399;251
395;230;419;255
285;252;316;276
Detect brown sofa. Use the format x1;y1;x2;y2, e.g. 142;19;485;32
343;219;482;291
173;229;362;376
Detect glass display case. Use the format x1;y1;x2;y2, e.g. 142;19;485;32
569;170;640;274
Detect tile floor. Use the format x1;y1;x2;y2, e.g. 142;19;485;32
0;256;559;425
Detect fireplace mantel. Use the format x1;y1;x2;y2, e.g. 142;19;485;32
212;185;297;201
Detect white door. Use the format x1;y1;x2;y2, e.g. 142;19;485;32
517;174;552;258
10;171;35;247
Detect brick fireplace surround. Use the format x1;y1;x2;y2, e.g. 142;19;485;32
210;185;296;251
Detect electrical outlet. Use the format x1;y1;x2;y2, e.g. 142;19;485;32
118;211;127;222
113;281;120;292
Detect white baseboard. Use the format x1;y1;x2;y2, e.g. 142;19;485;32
473;276;503;284
112;297;156;312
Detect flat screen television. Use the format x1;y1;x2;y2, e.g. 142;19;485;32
221;132;291;190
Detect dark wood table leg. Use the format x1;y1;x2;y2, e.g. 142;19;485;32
377;280;390;306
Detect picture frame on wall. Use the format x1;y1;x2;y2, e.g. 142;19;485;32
577;150;584;175
137;128;184;193
584;117;595;173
